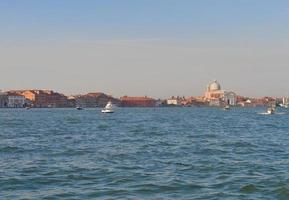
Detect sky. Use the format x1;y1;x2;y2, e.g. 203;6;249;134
0;0;289;98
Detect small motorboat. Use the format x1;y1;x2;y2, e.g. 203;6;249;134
223;105;230;110
76;106;83;110
101;101;114;113
267;106;275;115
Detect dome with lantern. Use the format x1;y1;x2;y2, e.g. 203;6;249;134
208;80;221;91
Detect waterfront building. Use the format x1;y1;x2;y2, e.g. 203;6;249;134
185;96;207;106
155;99;164;107
8;90;70;107
8;90;41;106
242;97;275;107
204;80;237;106
42;90;70;107
7;93;25;108
223;91;237;106
167;97;181;106
67;96;77;107
0;91;8;108
120;96;156;107
238;99;253;107
74;92;119;107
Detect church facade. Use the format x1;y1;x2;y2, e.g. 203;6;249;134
204;80;237;106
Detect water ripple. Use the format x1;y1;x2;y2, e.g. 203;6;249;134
0;107;288;199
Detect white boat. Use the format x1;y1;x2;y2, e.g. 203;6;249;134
281;103;289;108
223;105;230;110
101;101;114;113
267;106;276;115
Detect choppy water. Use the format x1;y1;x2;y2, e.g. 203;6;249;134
1;107;289;200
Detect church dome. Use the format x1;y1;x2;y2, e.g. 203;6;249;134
209;80;221;91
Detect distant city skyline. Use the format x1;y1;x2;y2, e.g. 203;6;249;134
1;0;289;98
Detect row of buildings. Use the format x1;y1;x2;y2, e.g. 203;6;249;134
165;80;238;107
69;94;159;108
0;90;73;108
0;90;159;108
0;81;285;108
162;80;281;107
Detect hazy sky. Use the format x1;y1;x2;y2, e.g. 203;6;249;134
1;0;289;98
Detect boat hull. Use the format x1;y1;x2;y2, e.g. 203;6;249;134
267;108;275;115
223;105;230;110
101;109;114;113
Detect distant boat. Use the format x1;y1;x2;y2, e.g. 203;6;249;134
76;106;83;110
280;104;289;108
223;105;230;110
266;105;276;115
223;99;230;110
101;101;114;113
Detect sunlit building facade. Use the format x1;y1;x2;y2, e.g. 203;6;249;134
120;96;156;107
204;80;236;106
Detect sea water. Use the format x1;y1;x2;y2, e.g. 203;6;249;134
1;107;289;200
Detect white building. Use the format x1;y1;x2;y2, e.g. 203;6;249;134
224;91;237;106
8;94;26;108
167;98;181;106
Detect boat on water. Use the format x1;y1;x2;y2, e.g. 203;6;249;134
223;105;230;110
76;106;83;110
101;101;114;113
266;105;276;115
223;99;231;110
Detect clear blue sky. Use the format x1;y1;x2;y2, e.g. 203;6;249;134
1;0;289;97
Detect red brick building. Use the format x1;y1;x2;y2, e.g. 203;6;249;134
120;96;156;107
74;92;119;107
